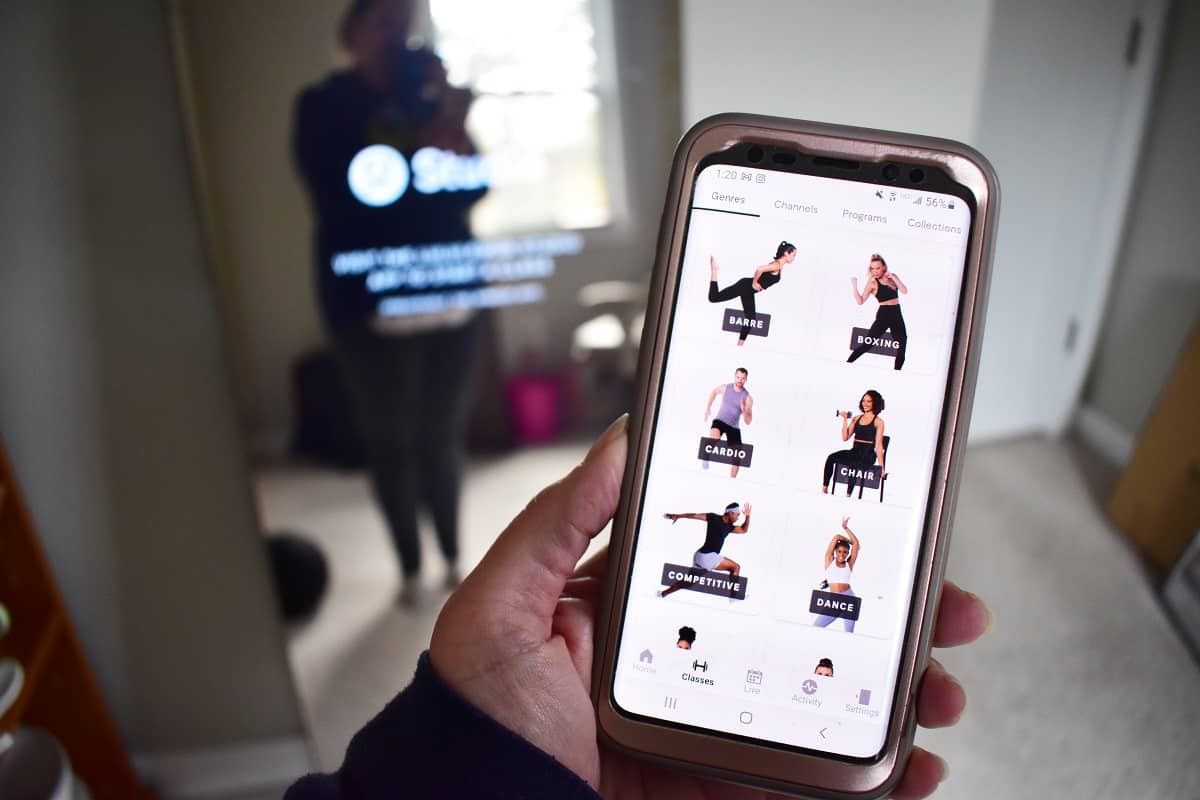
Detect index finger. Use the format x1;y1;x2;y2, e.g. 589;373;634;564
460;416;626;635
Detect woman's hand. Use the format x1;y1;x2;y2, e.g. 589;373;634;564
851;276;871;305
431;416;990;798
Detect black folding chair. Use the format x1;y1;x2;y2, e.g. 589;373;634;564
830;436;890;502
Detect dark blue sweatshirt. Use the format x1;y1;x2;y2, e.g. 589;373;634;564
284;652;602;799
292;67;487;332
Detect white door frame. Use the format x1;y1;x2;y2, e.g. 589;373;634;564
1052;0;1169;436
967;0;1169;443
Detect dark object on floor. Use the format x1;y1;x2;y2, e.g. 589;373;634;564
268;533;330;622
291;349;366;469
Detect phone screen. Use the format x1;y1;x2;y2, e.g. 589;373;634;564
611;155;974;760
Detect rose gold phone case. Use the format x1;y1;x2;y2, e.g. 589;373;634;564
593;114;999;799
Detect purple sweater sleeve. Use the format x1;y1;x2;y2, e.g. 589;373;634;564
284;651;602;800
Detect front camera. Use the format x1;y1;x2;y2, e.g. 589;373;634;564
882;164;899;181
747;146;764;164
909;168;925;183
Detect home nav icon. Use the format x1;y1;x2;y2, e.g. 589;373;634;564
639;649;653;664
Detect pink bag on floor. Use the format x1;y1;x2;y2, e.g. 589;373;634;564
505;374;561;445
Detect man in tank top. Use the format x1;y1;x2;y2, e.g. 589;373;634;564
703;367;754;477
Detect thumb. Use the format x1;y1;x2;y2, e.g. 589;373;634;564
454;414;628;641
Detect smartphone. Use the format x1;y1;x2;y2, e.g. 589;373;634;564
593;114;998;798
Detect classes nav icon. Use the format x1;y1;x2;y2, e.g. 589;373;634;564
682;658;714;686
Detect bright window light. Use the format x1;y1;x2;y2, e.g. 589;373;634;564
429;0;613;237
573;313;626;351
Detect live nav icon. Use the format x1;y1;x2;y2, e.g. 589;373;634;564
664;696;678;710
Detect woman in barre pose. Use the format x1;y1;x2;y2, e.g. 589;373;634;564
707;241;796;345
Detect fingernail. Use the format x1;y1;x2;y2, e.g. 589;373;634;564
590;414;629;455
964;588;994;635
946;673;967;725
979;601;995;635
937;755;949;783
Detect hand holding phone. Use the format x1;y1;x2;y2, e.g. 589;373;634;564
593;115;998;797
428;415;991;799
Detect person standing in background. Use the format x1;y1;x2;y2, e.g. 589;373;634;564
292;0;486;606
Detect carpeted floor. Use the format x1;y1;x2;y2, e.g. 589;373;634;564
255;437;1200;798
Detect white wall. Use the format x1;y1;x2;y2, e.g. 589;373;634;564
1083;0;1200;440
171;0;340;452
682;1;1169;444
965;0;1163;443
0;0;132;737
681;0;994;141
0;0;305;764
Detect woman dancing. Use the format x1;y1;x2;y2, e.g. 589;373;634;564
847;253;908;369
822;390;886;495
708;241;796;345
813;518;860;633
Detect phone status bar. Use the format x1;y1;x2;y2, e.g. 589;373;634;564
872;188;956;211
709;167;956;212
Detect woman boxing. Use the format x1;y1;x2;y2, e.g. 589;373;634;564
847;253;908;369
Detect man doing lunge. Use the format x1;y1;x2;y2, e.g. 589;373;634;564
659;502;751;598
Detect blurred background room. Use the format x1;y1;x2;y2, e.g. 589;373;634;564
1;1;1198;798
